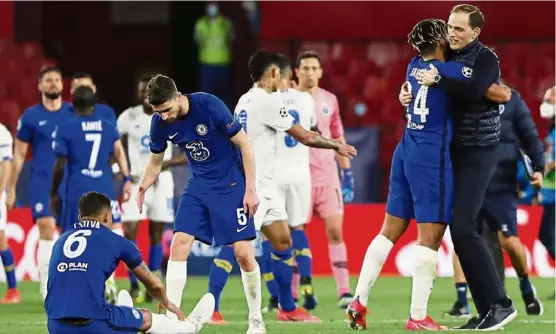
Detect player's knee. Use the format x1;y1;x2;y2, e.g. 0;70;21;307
139;309;152;331
325;226;343;244
149;223;164;245
233;241;255;270
37;218;56;240
169;232;194;260
417;223;446;250
0;232;7;251
271;236;292;251
499;235;519;253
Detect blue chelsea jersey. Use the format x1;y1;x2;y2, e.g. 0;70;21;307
150;93;244;195
397;56;470;168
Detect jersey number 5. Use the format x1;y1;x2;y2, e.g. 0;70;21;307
284;109;299;147
236;208;247;226
85;133;102;169
63;230;92;259
413;86;429;123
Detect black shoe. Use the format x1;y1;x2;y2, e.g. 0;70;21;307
262;296;279;313
523;292;543;316
453;316;481;330
476;303;517;330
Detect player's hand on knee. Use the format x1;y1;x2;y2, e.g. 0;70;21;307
243;189;259;218
336;143;357;158
399;81;413;107
158;301;185;321
50;194;61;215
136;187;146;213
531;171;544;189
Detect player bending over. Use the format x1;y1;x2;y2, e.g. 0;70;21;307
44;191;214;333
347;19;467;331
0;123;19;304
139;74;265;334
50;86;132;303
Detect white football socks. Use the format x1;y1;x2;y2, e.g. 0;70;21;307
147;313;198;334
409;245;438;321
38;240;54;300
241;264;263;320
165;260;187;320
354;234;394;306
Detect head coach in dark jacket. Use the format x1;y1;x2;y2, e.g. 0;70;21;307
412;4;518;330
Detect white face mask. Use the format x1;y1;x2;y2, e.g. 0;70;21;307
540;101;555;119
207;4;219;17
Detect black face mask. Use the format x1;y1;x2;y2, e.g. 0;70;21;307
44;92;61;100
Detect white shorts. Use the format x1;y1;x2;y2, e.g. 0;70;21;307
0;195;6;231
121;171;175;223
277;183;311;228
254;185;287;231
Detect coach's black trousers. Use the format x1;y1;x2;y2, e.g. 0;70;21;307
450;145;507;317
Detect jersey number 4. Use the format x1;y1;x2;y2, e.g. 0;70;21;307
85;133;102;169
413;86;429;123
63;230;92;259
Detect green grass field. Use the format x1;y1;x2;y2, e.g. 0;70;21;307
1;277;554;333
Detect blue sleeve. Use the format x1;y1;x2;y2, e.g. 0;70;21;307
119;237;143;270
16;111;34;143
209;94;242;137
512;91;545;172
149;114;168;154
53;126;69;158
437;50;500;101
105;105;117;124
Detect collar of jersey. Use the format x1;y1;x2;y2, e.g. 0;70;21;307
178;95;193;121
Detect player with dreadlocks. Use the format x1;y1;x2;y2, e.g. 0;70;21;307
345;18;473;331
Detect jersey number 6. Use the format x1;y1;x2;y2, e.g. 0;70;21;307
63;230;92;259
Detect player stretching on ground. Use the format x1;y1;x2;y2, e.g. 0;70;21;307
206;54;319;324
237;50;355;323
294;51;355;308
347;19;467;330
8;66;74;300
119;76;186;303
45;191;214;334
50;86;132;302
0;123;19;304
140;74;266;334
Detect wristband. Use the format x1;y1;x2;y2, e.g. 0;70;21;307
123;175;132;183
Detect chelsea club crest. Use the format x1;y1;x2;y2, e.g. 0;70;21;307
196;124;208;136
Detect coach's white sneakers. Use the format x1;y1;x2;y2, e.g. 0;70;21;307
116;290;134;307
247;318;266;334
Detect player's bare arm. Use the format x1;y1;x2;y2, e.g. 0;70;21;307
112;139;132;201
230;129;259;217
49;157;66;214
161;152;188;171
137;151;164;212
132;261;185;321
336;136;352;169
6;139;28;209
286;124;357;158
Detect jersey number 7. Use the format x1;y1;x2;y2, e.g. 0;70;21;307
85;133;102;170
413;86;429;123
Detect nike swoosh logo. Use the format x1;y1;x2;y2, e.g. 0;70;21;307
169;133;178;140
39;121;47;126
237;226;247;232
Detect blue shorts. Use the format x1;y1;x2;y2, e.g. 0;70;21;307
386;155;454;224
31;176;68;221
174;188;256;246
61;199;122;231
479;192;518;237
47;305;143;334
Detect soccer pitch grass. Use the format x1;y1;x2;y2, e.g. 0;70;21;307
1;277;554;333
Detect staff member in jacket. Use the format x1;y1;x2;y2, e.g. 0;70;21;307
445;86;545;318
406;4;516;330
